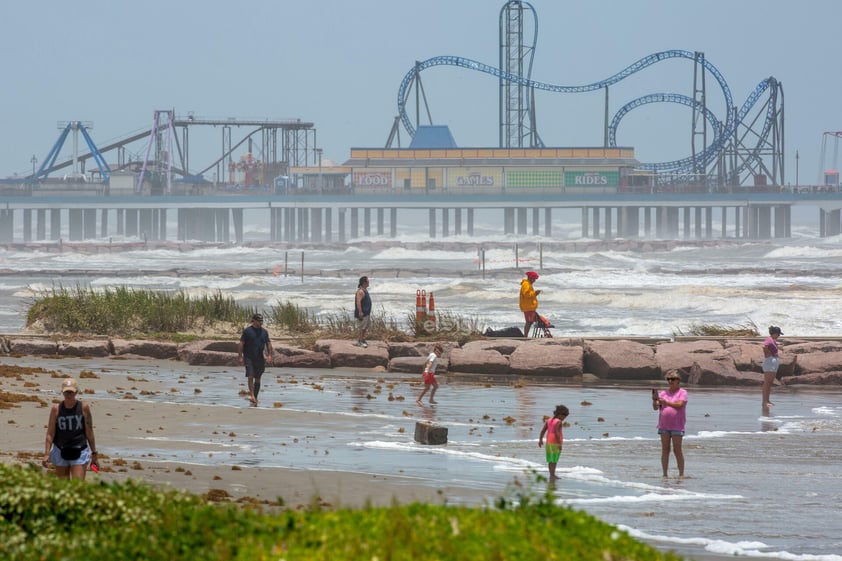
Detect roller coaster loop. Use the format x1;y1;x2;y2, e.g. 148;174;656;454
396;50;780;176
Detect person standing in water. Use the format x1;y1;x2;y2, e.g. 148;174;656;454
538;404;569;482
762;325;784;414
653;371;687;478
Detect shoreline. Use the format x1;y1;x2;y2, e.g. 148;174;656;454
0;355;821;561
0;364;490;510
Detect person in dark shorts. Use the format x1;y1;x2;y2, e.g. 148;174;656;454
354;276;372;347
238;313;274;405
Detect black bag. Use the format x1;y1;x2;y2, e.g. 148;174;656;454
59;446;84;461
484;326;525;338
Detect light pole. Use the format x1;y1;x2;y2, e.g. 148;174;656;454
316;148;323;194
795;150;799;190
30;155;37;179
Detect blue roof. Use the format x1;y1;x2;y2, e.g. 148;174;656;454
409;125;458;149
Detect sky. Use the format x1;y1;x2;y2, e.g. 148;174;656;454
1;0;840;185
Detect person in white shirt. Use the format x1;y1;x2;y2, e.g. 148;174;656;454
416;344;444;405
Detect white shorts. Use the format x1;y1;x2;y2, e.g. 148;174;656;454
49;445;91;467
762;356;779;373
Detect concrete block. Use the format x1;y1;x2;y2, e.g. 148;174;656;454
414;421;448;445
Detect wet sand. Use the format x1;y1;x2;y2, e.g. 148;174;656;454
0;357;790;561
0;359;488;509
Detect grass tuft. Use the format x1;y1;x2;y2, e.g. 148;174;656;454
674;319;759;337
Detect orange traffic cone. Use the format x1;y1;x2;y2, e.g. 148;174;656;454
416;289;426;323
427;292;436;329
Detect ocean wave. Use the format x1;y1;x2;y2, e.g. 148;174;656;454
618;525;842;561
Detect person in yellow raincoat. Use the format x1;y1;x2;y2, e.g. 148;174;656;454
519;271;541;337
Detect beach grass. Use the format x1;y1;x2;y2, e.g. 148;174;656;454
0;463;681;561
26;285;255;336
26;286;484;342
674;319;759;337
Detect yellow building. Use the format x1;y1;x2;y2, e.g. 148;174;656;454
291;126;641;195
343;146;639;195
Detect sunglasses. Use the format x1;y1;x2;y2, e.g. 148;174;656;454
666;378;680;382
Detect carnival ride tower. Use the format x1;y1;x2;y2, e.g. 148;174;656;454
137;110;175;194
499;1;541;148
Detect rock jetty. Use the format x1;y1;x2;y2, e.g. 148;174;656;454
5;335;842;386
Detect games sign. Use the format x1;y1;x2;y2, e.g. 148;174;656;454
456;173;494;186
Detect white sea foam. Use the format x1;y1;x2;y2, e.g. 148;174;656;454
351;439;541;469
618;525;842;561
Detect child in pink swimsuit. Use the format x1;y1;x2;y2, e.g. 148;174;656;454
538;404;569;482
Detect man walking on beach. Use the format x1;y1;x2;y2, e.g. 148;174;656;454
238;313;274;405
354;276;371;348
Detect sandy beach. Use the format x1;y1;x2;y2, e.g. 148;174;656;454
0;359;489;510
2;355;833;561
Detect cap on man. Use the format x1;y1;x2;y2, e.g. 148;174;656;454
61;378;78;394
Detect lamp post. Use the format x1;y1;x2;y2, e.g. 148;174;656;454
30;155;37;179
795;150;799;190
316;148;323;194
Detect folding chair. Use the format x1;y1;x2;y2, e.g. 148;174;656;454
531;313;554;338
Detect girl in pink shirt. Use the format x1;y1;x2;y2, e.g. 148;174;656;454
538;404;569;482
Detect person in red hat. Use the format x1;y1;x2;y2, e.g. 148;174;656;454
519;271;542;337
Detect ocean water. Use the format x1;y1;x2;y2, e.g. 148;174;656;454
2;206;842;559
14;356;842;561
1;208;842;337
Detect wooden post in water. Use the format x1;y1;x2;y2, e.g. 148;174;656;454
539;242;543;271
300;251;304;283
284;251;288;278
482;249;486;280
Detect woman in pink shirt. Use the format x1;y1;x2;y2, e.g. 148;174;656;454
762;325;783;414
652;371;688;478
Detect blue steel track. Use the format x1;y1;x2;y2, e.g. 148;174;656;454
397;50;780;176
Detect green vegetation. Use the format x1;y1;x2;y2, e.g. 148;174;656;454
27;286;485;342
0;464;681;561
675;319;759;337
26;285;255;336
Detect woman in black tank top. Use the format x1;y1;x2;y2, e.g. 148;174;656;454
42;378;99;479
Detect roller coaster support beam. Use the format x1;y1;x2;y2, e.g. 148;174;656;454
691;52;708;181
30;121;110;184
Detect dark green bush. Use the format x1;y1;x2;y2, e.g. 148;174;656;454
0;464;682;561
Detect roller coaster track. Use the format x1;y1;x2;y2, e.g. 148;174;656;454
397;50;782;179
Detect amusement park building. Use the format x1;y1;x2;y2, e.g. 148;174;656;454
291;146;642;194
343;146;640;194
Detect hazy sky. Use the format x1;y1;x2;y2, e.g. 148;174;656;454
2;0;840;185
